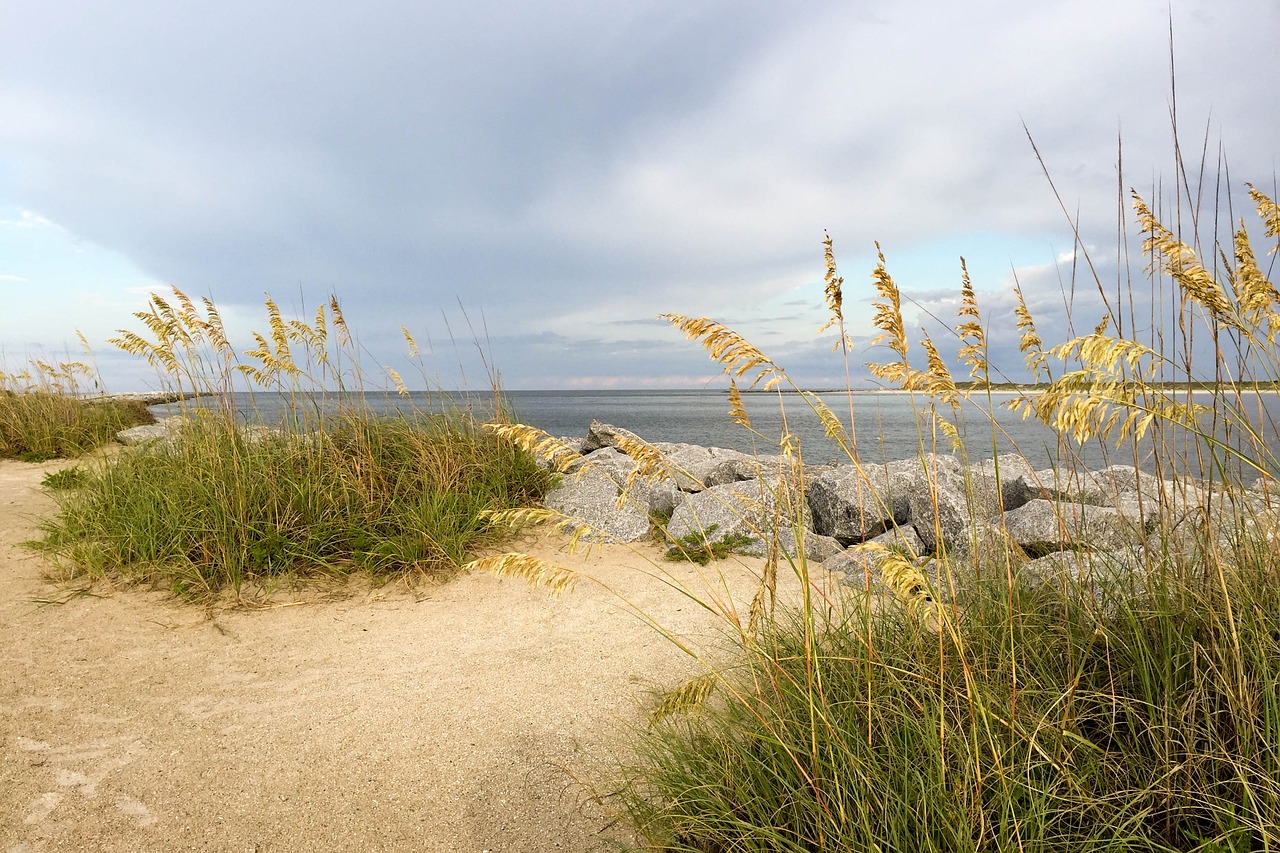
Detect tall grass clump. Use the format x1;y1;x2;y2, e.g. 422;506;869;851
470;157;1280;845
0;353;153;461
32;290;553;597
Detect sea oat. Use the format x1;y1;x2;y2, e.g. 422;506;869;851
1248;184;1280;245
650;674;718;723
485;422;582;472
661;314;782;389
956;259;989;382
462;553;579;593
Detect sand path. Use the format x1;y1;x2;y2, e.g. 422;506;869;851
0;458;779;852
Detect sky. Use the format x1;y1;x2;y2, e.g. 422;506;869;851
0;0;1277;392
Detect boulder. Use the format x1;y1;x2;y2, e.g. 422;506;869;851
903;454;972;552
868;523;926;556
116;416;187;446
544;466;652;543
1002;499;1135;556
666;480;825;560
654;442;761;492
578;420;647;454
969;454;1040;512
806;462;912;544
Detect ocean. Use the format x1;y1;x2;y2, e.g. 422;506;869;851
150;388;1280;476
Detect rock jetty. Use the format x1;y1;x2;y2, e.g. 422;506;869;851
542;421;1279;592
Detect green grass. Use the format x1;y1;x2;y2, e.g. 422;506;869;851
621;558;1280;851
32;410;554;597
663;524;756;565
0;392;153;460
18;289;556;598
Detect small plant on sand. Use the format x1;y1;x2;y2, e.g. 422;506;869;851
40;467;89;490
31;290;553;598
663;524;756;566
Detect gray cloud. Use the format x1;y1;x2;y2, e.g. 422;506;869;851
1;0;1276;389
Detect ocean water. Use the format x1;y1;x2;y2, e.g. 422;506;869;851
150;388;1280;475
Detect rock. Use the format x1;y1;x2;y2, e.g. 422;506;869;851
806;460;914;544
543;466;652;543
566;447;634;483
826;547;896;596
654;442;761;492
868;523;926;555
969;454;1040;512
116;416;187;446
1017;548;1147;614
666;480;822;559
903;454;973;553
1002;499;1136;556
578;420;647;454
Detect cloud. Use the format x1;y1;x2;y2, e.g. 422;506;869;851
0;0;1276;388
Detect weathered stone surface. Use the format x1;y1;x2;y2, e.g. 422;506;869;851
667;480;823;559
903;454;972;552
745;529;843;564
806;463;911;544
969;454;1040;513
116;416;186;445
578;420;647;454
826;547;895;596
790;530;844;563
544;467;652;543
1096;465;1168;500
566;447;633;484
1002;499;1135;555
1017;548;1148;613
653;442;760;492
868;523;926;555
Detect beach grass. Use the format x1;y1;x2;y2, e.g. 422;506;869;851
27;291;554;597
1;356;154;460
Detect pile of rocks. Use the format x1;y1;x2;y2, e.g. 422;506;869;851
542;421;1278;591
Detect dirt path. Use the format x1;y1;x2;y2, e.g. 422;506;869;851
0;458;768;852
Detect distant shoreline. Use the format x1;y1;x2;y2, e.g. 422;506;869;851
82;391;215;406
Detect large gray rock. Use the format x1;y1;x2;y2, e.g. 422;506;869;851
826;547;896;596
806;462;912;544
868;523;926;556
1017;548;1149;614
969;454;1040;513
667;480;825;560
566;447;634;484
578;420;647;454
543;466;652;543
116;416;187;445
1002;499;1135;555
903;454;974;552
654;442;761;492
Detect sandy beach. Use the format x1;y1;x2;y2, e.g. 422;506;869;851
0;456;808;852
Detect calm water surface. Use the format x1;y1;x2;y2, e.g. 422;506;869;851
152;388;1280;475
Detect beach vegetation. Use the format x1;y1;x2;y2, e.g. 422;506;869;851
29;291;554;598
1;357;153;461
40;466;90;490
663;524;756;566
